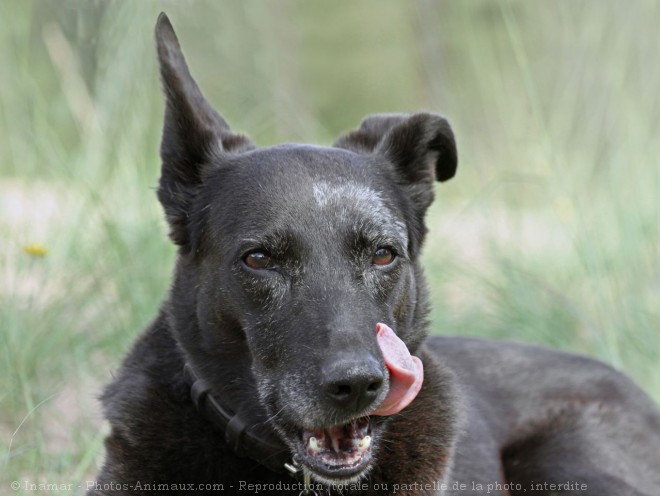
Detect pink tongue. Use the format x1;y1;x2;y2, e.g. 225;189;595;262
371;323;424;416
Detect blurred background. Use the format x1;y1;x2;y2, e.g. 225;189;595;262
1;0;658;491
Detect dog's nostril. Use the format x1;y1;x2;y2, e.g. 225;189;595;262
367;380;382;392
331;384;353;399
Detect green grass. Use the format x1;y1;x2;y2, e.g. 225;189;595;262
1;0;658;492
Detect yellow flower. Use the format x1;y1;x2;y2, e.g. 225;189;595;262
23;243;48;257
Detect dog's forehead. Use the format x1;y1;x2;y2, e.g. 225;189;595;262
218;145;384;203
311;181;380;208
308;180;407;241
208;145;408;243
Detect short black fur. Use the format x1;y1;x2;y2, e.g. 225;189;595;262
89;13;660;496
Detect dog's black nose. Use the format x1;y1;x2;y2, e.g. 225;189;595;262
321;356;384;413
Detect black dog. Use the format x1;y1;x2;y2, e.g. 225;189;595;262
89;14;660;496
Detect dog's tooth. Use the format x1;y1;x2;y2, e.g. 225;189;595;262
306;437;320;456
358;435;371;451
331;435;341;454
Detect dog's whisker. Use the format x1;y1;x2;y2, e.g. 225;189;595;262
264;405;287;426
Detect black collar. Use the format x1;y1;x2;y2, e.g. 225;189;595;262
183;363;297;475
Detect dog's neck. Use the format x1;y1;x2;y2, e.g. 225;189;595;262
182;362;295;474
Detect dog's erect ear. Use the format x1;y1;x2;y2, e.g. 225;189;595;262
155;13;254;248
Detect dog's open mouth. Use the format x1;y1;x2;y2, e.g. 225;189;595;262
298;416;372;480
290;324;425;482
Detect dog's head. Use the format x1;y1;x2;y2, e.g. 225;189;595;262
155;14;456;484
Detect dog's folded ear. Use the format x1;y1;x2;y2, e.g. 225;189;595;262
334;112;457;183
155;13;254;248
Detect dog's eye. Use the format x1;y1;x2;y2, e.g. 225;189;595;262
373;247;395;266
244;251;275;270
